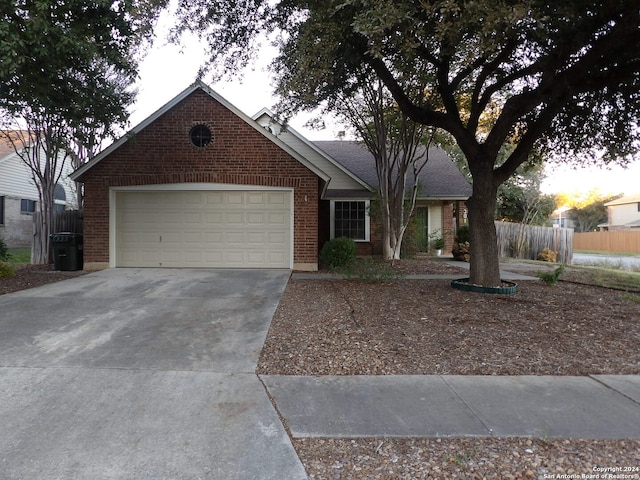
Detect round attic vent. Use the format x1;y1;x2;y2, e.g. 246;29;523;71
189;124;212;148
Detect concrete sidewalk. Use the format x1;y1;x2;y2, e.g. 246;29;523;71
262;375;640;439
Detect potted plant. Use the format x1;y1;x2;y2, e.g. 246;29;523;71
433;237;445;256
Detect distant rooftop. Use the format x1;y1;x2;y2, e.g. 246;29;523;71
605;193;640;206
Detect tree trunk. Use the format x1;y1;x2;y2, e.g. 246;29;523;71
467;168;502;287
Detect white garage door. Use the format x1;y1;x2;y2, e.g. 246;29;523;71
115;189;292;268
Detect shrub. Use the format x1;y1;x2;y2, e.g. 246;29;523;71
537;265;564;286
537;248;557;262
343;258;404;283
0;261;16;279
0;236;10;262
452;226;471;262
455;225;470;244
320;237;357;270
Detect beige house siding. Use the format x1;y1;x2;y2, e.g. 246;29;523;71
605;194;640;230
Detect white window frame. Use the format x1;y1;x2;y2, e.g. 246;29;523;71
330;199;370;242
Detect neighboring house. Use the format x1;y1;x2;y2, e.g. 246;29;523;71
71;82;471;271
0;133;76;247
602;194;640;230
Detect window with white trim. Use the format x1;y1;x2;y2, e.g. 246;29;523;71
331;200;370;241
54;184;66;212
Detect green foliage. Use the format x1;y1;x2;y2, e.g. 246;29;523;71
568;195;619;232
537;265;565;286
0;236;10;262
0;0;158;140
342;258;403;283
497;165;557;226
8;247;30;265
621;292;640;304
0;261;16;279
320;237;357;270
455;226;470;244
583;267;640;291
173;0;640;287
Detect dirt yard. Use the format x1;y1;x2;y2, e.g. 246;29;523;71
258;258;640;478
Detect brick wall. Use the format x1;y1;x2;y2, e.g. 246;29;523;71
79;89;320;268
0;196;34;247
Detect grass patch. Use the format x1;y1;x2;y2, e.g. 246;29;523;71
341;258;404;283
574;250;640;257
7;247;31;265
622;292;640;303
575;265;640;292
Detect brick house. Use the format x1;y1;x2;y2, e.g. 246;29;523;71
72;83;470;270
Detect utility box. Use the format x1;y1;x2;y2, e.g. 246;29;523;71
50;233;83;271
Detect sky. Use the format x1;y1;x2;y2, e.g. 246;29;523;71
128;10;338;141
128;10;640;198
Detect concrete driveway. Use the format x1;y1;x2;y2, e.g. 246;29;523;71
0;268;306;480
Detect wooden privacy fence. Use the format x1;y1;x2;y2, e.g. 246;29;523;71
495;221;574;264
574;231;640;253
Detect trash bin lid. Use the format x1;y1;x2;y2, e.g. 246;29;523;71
50;232;83;243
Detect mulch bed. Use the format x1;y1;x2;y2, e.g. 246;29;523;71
258;259;640;376
0;264;88;296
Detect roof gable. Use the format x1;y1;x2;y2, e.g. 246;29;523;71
313;141;472;199
605;193;640;206
252;110;370;192
71;82;329;182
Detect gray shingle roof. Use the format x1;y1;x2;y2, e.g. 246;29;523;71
313;140;472;198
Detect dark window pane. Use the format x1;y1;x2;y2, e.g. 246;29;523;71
334;201;366;240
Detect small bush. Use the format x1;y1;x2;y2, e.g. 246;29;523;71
0;261;16;279
537;248;557;262
343;258;404;283
0;236;10;262
537;265;564;286
320;237;357;270
455;225;470;244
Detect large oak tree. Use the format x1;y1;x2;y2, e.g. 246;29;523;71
177;1;640;286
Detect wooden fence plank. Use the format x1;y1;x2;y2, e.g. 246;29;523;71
574;231;640;253
495;221;573;263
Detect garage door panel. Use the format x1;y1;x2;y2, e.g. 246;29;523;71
247;193;265;204
247;232;265;244
247;212;265;224
184;232;203;243
225;231;244;244
205;192;223;204
185;212;203;224
115;190;291;268
226;212;244;224
226;192;244;205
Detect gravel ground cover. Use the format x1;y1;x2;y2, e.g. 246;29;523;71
259;258;640;479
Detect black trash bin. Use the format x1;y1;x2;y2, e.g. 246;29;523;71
50;233;83;271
